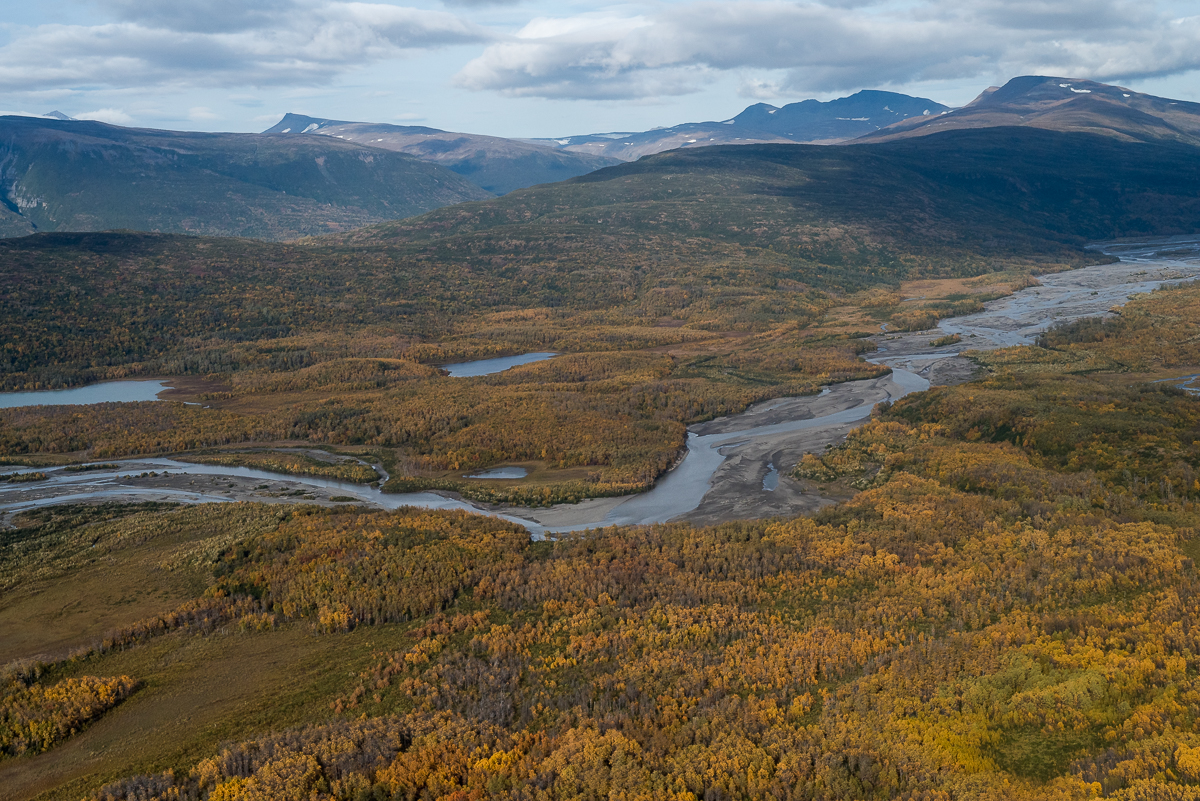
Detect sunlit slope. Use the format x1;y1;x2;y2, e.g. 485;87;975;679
0;116;491;241
861;75;1200;147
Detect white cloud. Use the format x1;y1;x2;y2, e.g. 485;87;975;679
98;0;299;34
440;0;525;6
0;3;492;93
75;107;136;125
738;76;788;100
454;0;1200;100
188;106;220;121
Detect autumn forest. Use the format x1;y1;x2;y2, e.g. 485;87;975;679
6;125;1200;801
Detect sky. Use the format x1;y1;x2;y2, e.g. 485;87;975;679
1;0;1198;138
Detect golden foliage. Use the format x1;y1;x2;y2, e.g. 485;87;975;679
1;674;138;757
181;452;380;484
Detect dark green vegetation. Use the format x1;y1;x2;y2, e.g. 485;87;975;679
337;126;1200;278
264;114;621;195
8;278;1200;798
0;117;490;241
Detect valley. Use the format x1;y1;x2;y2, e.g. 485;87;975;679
5;237;1197;531
6;72;1200;801
7;265;1200;798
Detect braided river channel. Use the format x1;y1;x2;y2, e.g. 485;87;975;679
4;237;1200;537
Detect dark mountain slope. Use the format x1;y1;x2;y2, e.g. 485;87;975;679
860;75;1200;146
337;127;1200;270
0;116;490;240
264;113;620;195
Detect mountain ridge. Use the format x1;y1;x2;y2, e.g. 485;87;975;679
263;113;621;195
0;115;490;241
524;89;950;160
860;75;1200;146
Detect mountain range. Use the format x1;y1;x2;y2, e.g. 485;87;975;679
6;76;1200;243
0;116;489;241
525;90;950;160
860;75;1200;147
262;114;620;195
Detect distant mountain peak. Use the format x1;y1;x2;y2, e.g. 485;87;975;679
265;113;344;134
42;111;73;121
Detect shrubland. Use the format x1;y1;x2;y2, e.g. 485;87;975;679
4;279;1200;798
6;128;1200;798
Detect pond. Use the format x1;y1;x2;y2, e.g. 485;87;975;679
0;353;564;410
467;467;530;479
442;352;557;377
0;380;172;409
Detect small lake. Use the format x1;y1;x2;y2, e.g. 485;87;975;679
467;467;529;479
442;353;556;378
0;380;171;409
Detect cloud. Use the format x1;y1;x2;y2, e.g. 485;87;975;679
98;0;299;34
454;0;1200;100
188;106;220;121
738;77;787;101
441;0;525;6
75;108;136;125
0;2;492;93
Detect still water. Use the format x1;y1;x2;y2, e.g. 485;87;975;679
0;380;171;409
442;352;557;377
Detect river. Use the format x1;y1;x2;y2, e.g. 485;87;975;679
4;237;1198;535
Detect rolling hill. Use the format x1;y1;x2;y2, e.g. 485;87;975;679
263;113;621;195
334;126;1200;277
0;116;491;241
860;75;1200;146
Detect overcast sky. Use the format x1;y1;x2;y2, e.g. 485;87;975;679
1;0;1198;138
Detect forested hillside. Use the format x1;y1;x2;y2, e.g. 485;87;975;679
0;116;490;241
